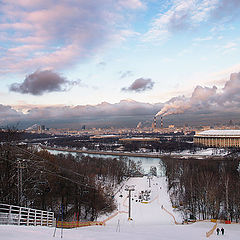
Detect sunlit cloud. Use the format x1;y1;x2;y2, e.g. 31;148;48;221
0;0;144;73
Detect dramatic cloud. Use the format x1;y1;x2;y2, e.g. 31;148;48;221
122;78;155;92
10;70;80;95
156;71;240;117
25;100;160;120
0;0;144;73
1;100;163;128
3;72;240;128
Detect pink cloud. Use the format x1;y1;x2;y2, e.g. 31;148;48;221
0;0;144;74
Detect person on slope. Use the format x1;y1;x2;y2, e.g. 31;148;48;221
221;227;224;235
216;228;220;235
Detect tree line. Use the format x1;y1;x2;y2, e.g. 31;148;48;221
45;134;199;153
162;156;240;222
0;143;140;221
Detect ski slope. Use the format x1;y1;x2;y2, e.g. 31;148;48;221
105;176;182;225
1;176;240;240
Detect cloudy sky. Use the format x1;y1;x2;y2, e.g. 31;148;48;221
1;0;240;128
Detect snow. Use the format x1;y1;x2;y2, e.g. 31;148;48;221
1;176;240;239
196;129;240;137
172;148;228;157
1;222;240;240
105;176;182;225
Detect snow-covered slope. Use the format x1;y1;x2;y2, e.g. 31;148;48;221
105;176;182;226
1;176;240;240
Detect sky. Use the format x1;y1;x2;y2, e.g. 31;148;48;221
1;0;240;128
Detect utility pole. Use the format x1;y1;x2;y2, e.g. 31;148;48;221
17;159;26;206
125;185;135;220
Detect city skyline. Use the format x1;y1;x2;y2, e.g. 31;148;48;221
1;0;240;127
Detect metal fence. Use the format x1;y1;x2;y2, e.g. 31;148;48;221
0;203;55;226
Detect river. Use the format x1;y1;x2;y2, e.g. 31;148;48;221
47;149;166;176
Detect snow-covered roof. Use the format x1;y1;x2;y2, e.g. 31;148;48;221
195;130;240;137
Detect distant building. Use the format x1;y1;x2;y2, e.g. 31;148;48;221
194;130;240;147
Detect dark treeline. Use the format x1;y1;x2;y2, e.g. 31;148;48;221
0;129;55;142
0;143;139;221
162;156;240;222
46;134;197;153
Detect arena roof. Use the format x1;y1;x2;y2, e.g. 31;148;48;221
195;130;240;137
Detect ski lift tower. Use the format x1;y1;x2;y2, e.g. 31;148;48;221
125;185;135;220
147;174;153;188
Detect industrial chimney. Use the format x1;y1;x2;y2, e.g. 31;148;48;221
152;116;157;129
160;116;163;128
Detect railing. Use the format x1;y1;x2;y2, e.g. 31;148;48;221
0;203;55;227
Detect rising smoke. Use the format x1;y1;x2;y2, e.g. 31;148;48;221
156;72;240;117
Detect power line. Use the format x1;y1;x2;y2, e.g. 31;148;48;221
0;153;96;190
11;144;89;182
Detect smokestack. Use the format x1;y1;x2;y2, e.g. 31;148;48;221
152;116;157;129
161;116;163;128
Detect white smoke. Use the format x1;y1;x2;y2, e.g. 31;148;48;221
156;72;240;117
156;96;190;117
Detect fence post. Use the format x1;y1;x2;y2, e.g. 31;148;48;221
47;212;49;227
8;205;12;225
34;209;37;226
27;208;30;226
41;211;43;226
18;207;22;225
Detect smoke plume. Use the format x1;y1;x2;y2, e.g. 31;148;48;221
156;72;240;117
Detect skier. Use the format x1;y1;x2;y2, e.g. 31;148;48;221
221;227;224;235
216;228;220;235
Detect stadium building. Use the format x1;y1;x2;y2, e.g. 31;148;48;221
194;130;240;148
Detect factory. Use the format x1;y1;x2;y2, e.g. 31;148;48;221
194;130;240;148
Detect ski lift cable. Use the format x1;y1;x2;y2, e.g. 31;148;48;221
11;144;89;181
